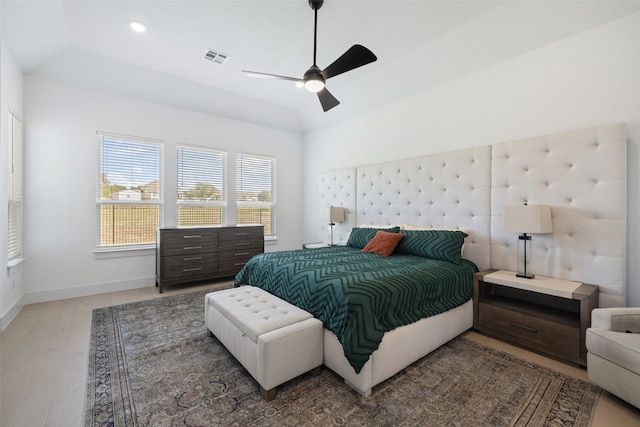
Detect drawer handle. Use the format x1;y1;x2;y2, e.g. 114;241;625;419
183;256;202;261
508;322;537;333
182;235;202;239
183;246;202;250
183;267;202;272
234;262;247;267
235;242;250;246
235;252;250;256
235;232;250;236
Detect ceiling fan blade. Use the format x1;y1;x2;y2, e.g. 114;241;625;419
243;70;302;83
317;87;340;112
321;44;377;80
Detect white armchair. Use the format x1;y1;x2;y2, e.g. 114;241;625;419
586;307;640;408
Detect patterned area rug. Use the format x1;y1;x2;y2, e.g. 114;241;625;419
85;288;600;427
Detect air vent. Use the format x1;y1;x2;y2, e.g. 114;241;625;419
204;49;229;64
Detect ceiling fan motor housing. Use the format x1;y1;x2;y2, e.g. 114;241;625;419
309;0;324;11
304;66;325;92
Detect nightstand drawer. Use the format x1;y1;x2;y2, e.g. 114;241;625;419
478;300;580;359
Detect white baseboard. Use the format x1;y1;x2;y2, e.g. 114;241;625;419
23;276;155;305
1;295;25;331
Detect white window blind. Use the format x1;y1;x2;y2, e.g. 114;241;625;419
236;153;275;236
97;133;163;248
177;145;226;226
7;111;23;260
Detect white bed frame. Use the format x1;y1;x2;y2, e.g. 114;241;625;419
319;123;627;396
324;302;472;396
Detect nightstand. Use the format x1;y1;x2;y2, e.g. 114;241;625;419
302;242;329;249
473;269;598;366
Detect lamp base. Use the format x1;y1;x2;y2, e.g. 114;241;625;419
329;222;335;246
515;233;535;279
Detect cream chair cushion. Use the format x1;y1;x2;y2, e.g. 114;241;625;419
586;307;640;409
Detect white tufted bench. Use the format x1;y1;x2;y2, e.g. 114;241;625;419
205;286;323;400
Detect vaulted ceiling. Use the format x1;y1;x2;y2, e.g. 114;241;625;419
3;1;640;133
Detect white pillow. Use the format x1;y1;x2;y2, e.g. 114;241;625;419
401;224;433;231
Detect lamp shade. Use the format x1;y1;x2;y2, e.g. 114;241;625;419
502;205;553;234
326;206;345;223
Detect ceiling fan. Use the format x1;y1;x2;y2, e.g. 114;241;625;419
243;0;377;112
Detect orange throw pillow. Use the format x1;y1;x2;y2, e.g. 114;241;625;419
361;230;404;257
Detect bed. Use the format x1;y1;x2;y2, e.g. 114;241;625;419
235;227;477;395
235;123;626;396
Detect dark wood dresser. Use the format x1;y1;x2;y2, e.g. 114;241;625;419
156;225;264;293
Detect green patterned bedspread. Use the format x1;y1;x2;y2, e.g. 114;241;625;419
234;246;477;373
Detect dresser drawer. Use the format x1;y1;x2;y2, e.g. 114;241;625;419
219;239;263;252
162;252;219;280
161;229;219;256
218;248;262;274
219;227;263;249
478;300;580;359
219;226;262;240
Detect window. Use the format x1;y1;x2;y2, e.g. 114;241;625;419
97;133;163;248
236;153;276;236
177;145;226;226
7;111;23;260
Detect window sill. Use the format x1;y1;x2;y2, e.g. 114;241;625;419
265;236;278;246
94;245;155;259
7;257;26;273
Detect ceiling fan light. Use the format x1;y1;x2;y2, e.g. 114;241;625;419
304;67;325;92
304;79;325;93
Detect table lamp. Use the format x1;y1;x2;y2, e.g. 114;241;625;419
502;204;553;279
326;206;345;246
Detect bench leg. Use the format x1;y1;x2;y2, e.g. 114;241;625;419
260;386;277;401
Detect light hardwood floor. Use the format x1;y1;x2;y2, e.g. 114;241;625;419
2;282;639;427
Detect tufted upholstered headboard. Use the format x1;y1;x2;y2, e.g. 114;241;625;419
319;168;357;245
320;147;492;271
355;147;492;270
490;123;627;307
319;123;627;307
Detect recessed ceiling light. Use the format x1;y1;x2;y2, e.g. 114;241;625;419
129;20;147;33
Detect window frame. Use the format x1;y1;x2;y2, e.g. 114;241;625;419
96;132;164;251
236;152;276;238
177;144;227;227
7;110;23;261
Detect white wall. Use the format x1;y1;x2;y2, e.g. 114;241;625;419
22;76;303;304
0;41;25;329
303;12;640;306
